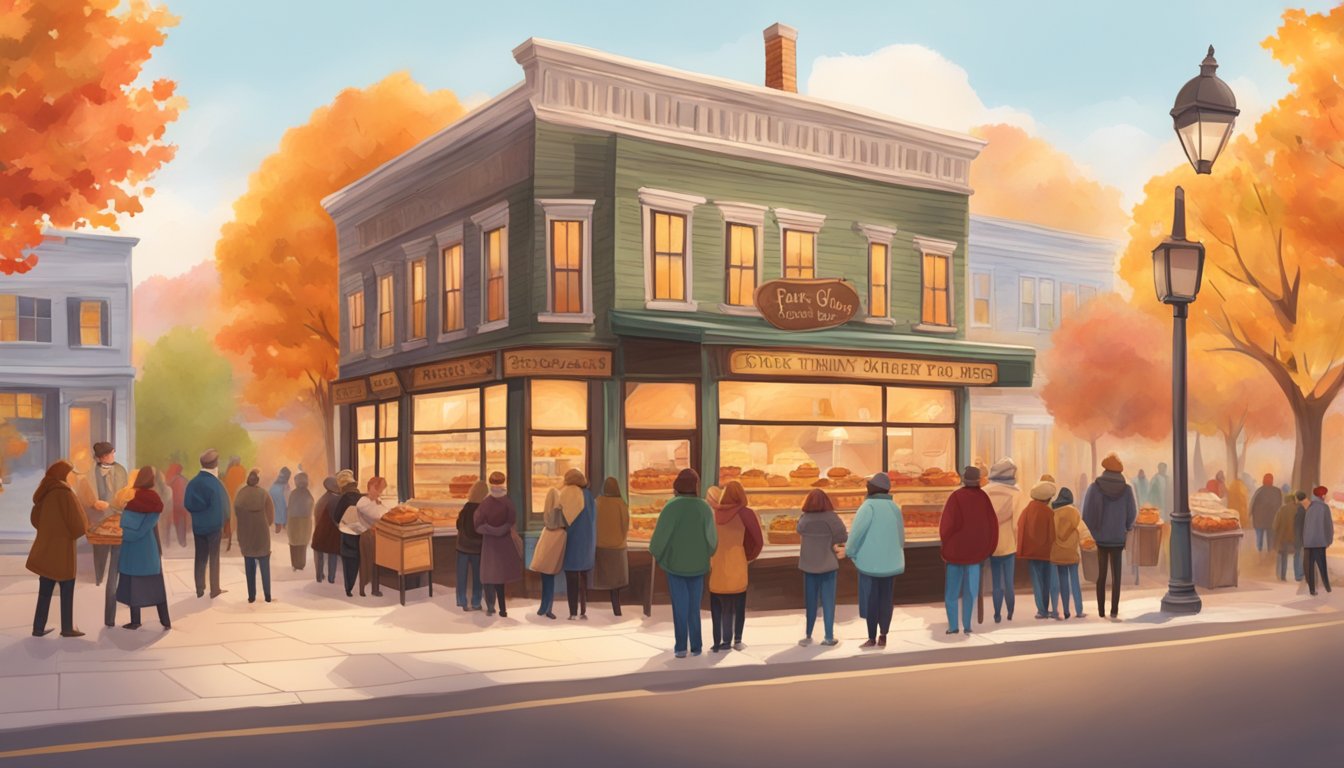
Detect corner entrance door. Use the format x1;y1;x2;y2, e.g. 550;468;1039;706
68;403;108;474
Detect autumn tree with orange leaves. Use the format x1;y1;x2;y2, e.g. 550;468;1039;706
1041;294;1173;476
215;73;465;474
1188;348;1290;481
0;0;183;274
1120;6;1344;489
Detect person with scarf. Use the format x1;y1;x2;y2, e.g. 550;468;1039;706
165;462;189;548
332;470;364;597
1017;479;1059;620
234;470;276;603
530;487;566;619
286;472;315;571
311;476;342;585
1049;487;1085;619
222;456;247;551
559;470;597;620
475;472;523;617
650;469;716;658
593;477;631;616
1250;474;1282;554
846;473;905;649
1272;490;1305;582
708;480;762;651
1303;486;1335;596
455;481;487;612
1081;454;1137;619
87;442;128;588
270;467;292;535
983;458;1020;623
939;466;999;635
116;467;170;629
184;449;230;599
28;461;89;637
797;488;847;647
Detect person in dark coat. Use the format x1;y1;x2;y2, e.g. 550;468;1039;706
1272;491;1304;582
797;489;847;647
234;470;276;603
1081;454;1137;619
286;473;315;570
939;466;999;635
1303;486;1335;596
592;477;630;615
116;467;170;630
455;481;487;611
183;449;230;599
311;476;342;584
475;472;523;617
331;470;363;597
28;461;88;637
1249;473;1281;554
559;469;597;620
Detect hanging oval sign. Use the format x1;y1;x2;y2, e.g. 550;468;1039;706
754;278;861;331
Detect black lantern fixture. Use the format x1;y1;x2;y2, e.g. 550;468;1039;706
1171;46;1240;174
1152;187;1206;304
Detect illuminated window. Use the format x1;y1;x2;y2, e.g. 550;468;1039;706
725;223;758;307
410;384;507;505
921;251;950;326
0;295;52;343
408;259;427;340
550;220;584;314
347;291;365;354
442;244;463;333
529;380;590;521
972;272;992;327
377;274;394;349
1039;278;1056;330
484;227;506;323
869;242;889;318
355;400;399;499
0;392;44;420
1019;277;1037;329
651;211;687;301
78;301;106;346
783;230;816;279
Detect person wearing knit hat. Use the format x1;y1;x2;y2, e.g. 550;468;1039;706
182;448;230;599
1082;454;1137;619
1048;488;1086;619
1302;486;1334;595
1250;474;1281;554
938;467;998;635
846;473;905;649
311;476;343;585
984;457;1020;623
1017;480;1059;619
475;472;523;616
650;468;716;658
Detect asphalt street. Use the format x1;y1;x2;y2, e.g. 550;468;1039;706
1;613;1341;768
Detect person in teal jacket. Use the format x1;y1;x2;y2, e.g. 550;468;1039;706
116;467;170;630
183;449;230;599
846;472;905;649
270;467;291;533
650;468;717;658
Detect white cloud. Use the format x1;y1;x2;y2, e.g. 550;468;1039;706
1068;124;1181;209
103;187;236;285
806;44;1035;134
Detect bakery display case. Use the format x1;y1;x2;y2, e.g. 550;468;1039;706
627;438;692;541
409;385;506;510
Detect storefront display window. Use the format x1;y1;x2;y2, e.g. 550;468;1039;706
530;380;588;518
355;400;399;499
411;384;507;507
625;382;699;539
719;381;879;423
625;382;696;429
885;387;955;424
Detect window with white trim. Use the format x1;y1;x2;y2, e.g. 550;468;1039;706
377;274;394;349
537;199;595;322
857;223;896;321
716;201;767;311
347;291;365;354
640;188;704;310
408;259;427;340
1019;276;1061;331
1039;278;1056;330
775;208;825;280
442;243;464;333
1019;276;1037;329
471;201;510;331
914;236;957;330
971;272;992;327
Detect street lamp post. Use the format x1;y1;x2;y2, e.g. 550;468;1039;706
1158;48;1238;615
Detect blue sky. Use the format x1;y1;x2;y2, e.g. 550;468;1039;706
123;0;1335;281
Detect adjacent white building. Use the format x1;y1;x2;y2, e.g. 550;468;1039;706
0;230;136;534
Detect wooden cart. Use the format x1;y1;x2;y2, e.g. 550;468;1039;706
374;519;435;605
1192;528;1243;589
1126;523;1164;585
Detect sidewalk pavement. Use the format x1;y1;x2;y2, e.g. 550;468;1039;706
0;538;1339;733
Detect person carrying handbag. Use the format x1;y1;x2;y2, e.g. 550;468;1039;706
530;487;567;619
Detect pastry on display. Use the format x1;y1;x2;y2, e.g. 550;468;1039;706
826;466;851;479
448;474;479;496
918;467;961;487
382;506;422;525
810;478;831;488
888;470;920;486
766;473;790;487
767;514;801;545
532;474;556;489
740;469;768;488
1136;507;1162;526
1192;515;1240;533
630;516;659;539
632;503;662;516
789;462;820;485
718;466;742;484
902;508;942;529
631;467;677;492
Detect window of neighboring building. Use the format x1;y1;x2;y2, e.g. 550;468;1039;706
726;223;758;307
377;274;394;349
471;201;510;331
972;272;992;327
408;259;427;340
0;295;52;343
537;199;595;322
1039;278;1056;330
651;210;688;302
1019;277;1037;329
442;243;464;333
913;236;956;332
1080;285;1098;305
79;301;105;346
1060;282;1078;322
347;291;365;354
868;242;889;318
782;230;816;279
0;392;44;420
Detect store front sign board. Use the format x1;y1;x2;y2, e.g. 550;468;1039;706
754;278;860;331
332;378;370;405
369;371;403;396
729;349;998;386
410;353;498;391
503;348;613;378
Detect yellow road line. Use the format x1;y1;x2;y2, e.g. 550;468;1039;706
3;617;1341;761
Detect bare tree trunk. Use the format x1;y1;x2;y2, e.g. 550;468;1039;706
1089;438;1098;480
309;380;335;479
1291;397;1328;491
1222;427;1242;482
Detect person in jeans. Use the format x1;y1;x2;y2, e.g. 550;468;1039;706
455;481;487;612
530;487;566;620
650;469;717;658
708;480;762;652
1049;487;1085;619
984;458;1020;623
475;472;524;617
797;489;847;647
233;470;276;603
332;470;364;597
28;461;89;638
1272;491;1305;582
1017;480;1058;619
1081;453;1137;619
116;467;171;629
846;473;905;649
1303;486;1335;595
939;466;998;635
559;470;597;620
353;477;391;597
311;476;342;585
183;449;230;599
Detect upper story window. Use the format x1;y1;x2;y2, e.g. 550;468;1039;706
1039;278;1056;330
775;209;826;280
856;223;897;323
347;291;366;354
1019;277;1036;329
0;392;43;420
408;259;427;341
971;272;992;327
1019;276;1057;331
716;201;767;312
0;295;52;343
471;201;510;331
640;188;704;311
442;243;464;333
69;299;108;347
913;235;958;333
538;199;596;323
377;273;395;349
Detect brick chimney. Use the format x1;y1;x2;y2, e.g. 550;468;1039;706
763;23;798;93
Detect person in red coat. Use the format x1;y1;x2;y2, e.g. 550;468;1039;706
939;466;999;635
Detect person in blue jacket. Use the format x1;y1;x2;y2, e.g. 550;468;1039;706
183;449;230;599
845;472;906;650
560;469;597;620
270;467;291;534
116;467;171;630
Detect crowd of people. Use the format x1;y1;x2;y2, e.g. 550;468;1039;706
22;440;1340;653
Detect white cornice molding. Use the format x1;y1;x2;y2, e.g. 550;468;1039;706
434;223;464;250
913;235;958;256
774;207;826;232
855;222;898;244
714;201;768;226
637;187;705;212
470;200;511;231
399;236;435;261
536;198;597;218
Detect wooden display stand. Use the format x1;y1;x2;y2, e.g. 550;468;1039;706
374;520;435;605
1192;529;1243;589
1127;523;1164;585
1081;548;1099;583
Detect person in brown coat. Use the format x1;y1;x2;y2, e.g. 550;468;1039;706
592;477;630;616
311;476;342;584
234;470;276;603
1017;480;1058;619
28;461;89;637
474;472;523;617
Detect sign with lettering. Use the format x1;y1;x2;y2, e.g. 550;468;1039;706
369;371;403;395
754;278;860;331
410;353;498;391
728;349;999;386
331;378;370;405
503;348;613;378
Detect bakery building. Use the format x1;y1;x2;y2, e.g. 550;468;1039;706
323;25;1035;605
